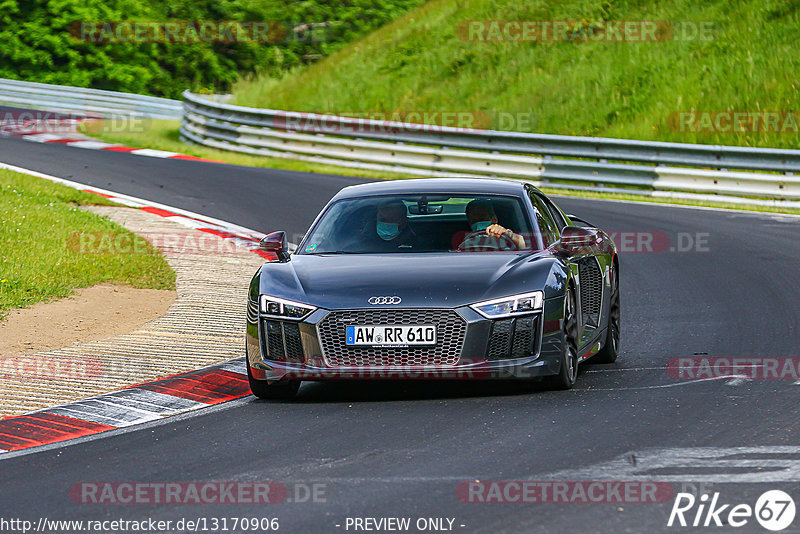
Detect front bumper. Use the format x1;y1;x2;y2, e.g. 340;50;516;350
246;297;565;381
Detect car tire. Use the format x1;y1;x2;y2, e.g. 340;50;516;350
593;264;620;364
544;284;580;390
246;360;300;400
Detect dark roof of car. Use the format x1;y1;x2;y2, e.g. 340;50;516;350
334;178;529;199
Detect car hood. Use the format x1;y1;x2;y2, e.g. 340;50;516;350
257;252;565;309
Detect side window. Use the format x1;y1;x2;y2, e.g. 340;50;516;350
539;195;568;231
527;192;559;247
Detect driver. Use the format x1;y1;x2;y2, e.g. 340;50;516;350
459;199;526;251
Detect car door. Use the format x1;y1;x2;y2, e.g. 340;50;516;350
527;188;605;348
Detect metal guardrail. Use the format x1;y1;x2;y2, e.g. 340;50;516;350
0;78;182;119
5;78;795;206
181;91;800;206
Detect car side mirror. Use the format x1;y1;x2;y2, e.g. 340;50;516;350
556;226;598;255
259;231;289;260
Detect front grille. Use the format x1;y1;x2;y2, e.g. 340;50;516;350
486;316;538;361
318;309;466;367
579;259;603;326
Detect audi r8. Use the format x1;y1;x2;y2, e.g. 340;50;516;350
246;178;620;399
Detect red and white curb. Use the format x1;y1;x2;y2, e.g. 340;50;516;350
0;358;249;454
18;132;224;162
1;114;222;163
0;161;296;454
0;161;290;258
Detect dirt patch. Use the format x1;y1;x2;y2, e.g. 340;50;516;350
0;284;176;356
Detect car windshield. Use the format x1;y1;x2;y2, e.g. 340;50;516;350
299;194;541;254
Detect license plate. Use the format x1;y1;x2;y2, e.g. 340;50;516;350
346;325;436;346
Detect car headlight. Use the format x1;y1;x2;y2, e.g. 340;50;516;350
259;295;316;320
470;291;543;319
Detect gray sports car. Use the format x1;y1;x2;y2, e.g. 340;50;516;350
246;178;620;399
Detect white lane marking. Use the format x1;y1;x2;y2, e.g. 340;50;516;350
66;140;118;149
725;376;752;386
543;446;800;483
583;366;672;373
583;375;749;391
130;148;180;158
21;133;66;142
585;364;785;374
163;215;218;230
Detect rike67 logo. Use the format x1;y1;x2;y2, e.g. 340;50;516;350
668;490;796;531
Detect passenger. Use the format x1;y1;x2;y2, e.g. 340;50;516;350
350;200;430;252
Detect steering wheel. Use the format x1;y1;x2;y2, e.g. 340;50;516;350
457;232;517;252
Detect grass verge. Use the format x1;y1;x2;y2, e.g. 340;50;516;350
0;168;176;319
232;0;800;150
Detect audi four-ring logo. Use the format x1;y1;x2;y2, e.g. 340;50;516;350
368;296;402;305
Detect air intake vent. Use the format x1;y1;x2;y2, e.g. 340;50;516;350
486;316;538;361
486;319;513;361
265;320;285;360
260;320;307;363
510;317;536;359
579;259;603;326
283;322;304;363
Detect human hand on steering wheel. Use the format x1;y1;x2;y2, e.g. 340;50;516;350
457;229;517;251
486;223;512;239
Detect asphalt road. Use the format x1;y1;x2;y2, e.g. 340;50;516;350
1;134;800;533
